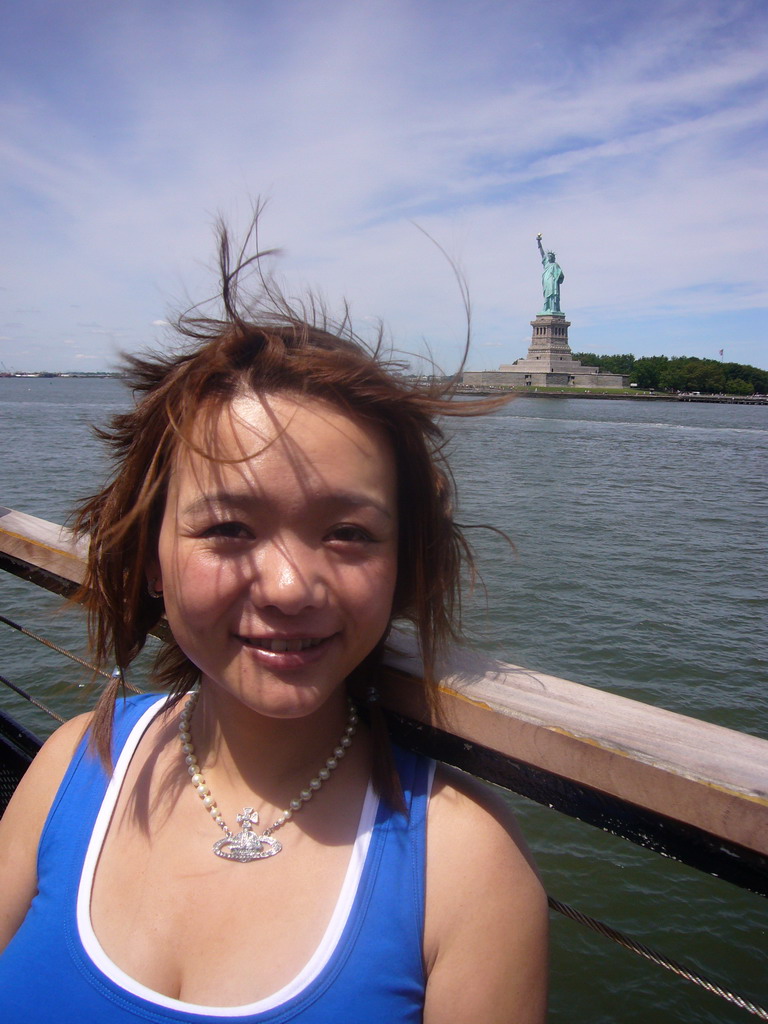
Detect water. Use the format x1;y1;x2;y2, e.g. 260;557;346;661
452;399;768;735
1;377;766;1021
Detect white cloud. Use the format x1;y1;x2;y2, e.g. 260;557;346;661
0;0;766;370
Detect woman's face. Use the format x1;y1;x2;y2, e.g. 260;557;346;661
151;392;398;719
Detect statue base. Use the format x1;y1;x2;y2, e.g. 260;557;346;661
505;315;579;371
462;312;629;389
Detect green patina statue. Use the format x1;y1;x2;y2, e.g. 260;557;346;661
536;234;564;315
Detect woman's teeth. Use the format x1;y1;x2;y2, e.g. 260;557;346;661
245;636;324;653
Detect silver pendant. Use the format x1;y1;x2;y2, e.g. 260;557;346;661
213;808;282;862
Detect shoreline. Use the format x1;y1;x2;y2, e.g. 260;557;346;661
3;374;766;406
455;387;767;405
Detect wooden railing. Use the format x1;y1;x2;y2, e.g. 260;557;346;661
2;505;768;896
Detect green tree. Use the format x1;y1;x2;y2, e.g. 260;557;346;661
572;353;635;375
659;357;726;393
722;362;766;394
632;356;668;389
571;351;766;393
724;378;752;395
604;353;635;375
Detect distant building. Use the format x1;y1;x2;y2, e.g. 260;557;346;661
463;235;628;390
463;314;628;389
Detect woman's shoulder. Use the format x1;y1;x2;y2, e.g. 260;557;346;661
428;763;542;882
24;709;93;782
0;711;94;951
2;711;94;827
423;765;548;1023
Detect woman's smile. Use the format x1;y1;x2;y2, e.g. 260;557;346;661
235;631;338;671
238;635;330;654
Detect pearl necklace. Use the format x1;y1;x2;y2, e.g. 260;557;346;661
178;689;358;862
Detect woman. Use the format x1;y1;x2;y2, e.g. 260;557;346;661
0;227;548;1022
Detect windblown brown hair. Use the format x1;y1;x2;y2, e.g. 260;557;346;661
73;219;511;804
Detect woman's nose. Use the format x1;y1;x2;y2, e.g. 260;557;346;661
249;540;326;613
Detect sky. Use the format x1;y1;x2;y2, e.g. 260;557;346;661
1;0;766;373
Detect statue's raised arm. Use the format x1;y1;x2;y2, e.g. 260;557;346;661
535;233;564;315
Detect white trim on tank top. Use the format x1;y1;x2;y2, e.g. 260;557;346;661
76;695;380;1017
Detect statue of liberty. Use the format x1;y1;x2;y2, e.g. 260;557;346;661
536;234;564;315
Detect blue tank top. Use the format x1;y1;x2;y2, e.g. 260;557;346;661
0;693;432;1022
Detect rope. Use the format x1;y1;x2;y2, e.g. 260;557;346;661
0;673;65;724
548;897;768;1020
0;614;111;678
0;614;142;694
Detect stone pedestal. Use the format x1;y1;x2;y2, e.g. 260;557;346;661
461;308;629;390
505;314;576;371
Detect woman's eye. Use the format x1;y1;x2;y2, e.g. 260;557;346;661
203;521;251;540
327;524;374;544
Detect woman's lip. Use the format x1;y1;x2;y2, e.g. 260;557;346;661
237;634;333;653
235;633;337;667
